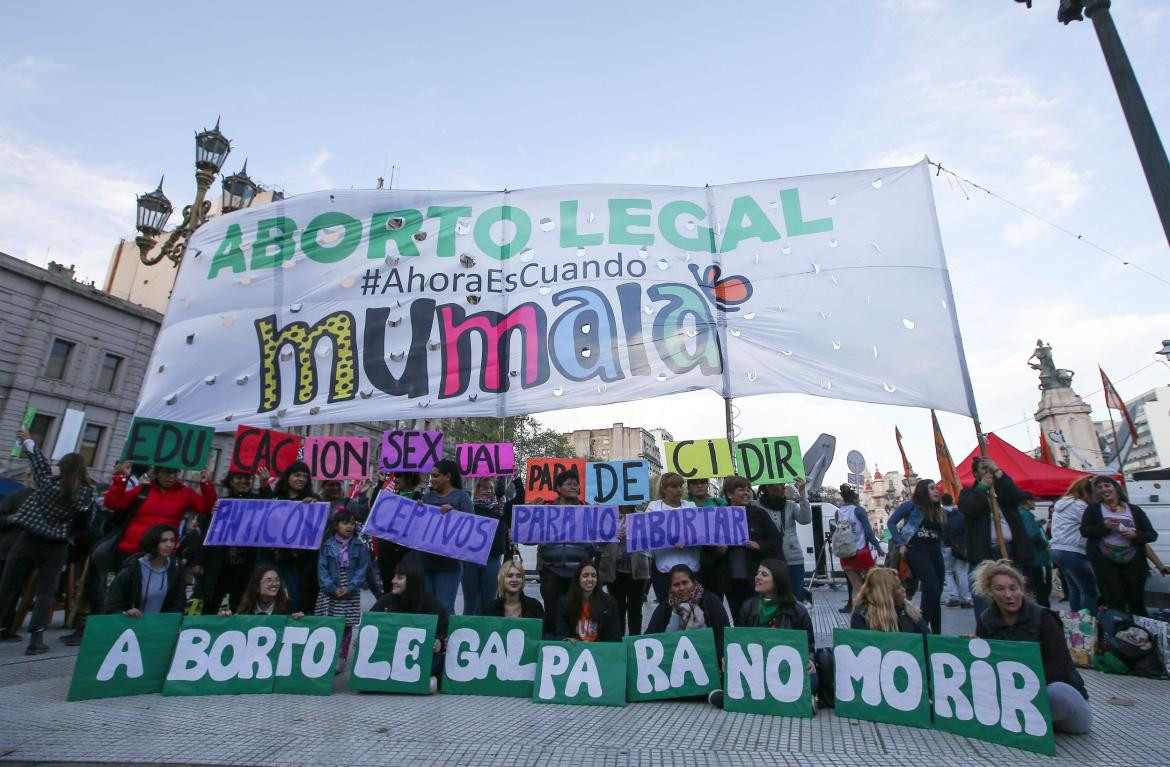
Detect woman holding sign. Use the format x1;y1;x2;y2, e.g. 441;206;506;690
259;461;320;613
555;561;621;642
647;473;701;604
974;560;1092;734
482;559;545;620
196;470;257;615
461;477;507;617
849;567;928;634
645;564;729;660
599;505;651;636
720;477;783;619
371;562;448;690
417;459;474;616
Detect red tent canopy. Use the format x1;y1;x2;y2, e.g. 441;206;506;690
956;434;1116;499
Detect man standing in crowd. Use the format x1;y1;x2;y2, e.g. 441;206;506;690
941;492;973;608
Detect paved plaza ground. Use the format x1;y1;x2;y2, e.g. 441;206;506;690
0;584;1166;767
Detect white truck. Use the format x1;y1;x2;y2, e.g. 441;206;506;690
1129;479;1170;609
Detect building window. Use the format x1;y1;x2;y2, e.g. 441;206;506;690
27;414;54;453
78;424;105;467
97;354;123;392
44;339;75;380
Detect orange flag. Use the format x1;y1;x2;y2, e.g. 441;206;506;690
931;410;961;500
1038;430;1055;465
1099;366;1139;444
895;426;914;478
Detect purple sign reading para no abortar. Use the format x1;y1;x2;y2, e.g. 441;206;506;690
363;491;497;566
203;499;331;550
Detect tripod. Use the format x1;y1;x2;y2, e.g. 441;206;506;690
807;529;843;590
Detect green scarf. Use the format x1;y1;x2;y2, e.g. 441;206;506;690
758;597;780;626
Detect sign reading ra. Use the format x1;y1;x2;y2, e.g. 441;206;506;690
203;499;331;550
511;505;620;545
456;442;515;477
625;629;719;702
304;436;370;481
363;491;498;565
442;616;542;698
121;417;214;471
379;429;444;474
625;506;748;552
229;425;301;476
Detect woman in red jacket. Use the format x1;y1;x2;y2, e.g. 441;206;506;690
103;463;216;579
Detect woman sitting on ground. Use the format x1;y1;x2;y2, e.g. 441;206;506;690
555;561;622;642
105;524;186;616
371;562;448;692
481;559;545;620
974;560;1092;735
229;567;304;618
850;567;928;633
645;564;730;656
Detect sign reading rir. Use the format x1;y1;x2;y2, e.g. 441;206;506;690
134;162;974;428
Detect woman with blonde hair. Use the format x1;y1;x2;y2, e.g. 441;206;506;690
481;558;545;621
1050;476;1098;612
647;472;700;603
973;560;1092;734
850;568;928;634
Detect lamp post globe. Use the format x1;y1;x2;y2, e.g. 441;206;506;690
221;159;259;214
134;177;173;263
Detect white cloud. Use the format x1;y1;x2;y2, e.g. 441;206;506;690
0;55;62;99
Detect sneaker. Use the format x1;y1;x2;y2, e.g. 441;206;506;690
707;689;724;709
962;599;975;609
944;597;960;608
0;629;21;642
61;631;84;646
25;630;48;656
838;604;852;614
428;675;439;694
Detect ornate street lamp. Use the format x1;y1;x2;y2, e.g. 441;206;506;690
135;117;235;266
221;159;259;214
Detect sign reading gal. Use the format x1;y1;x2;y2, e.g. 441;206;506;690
135;161;975;431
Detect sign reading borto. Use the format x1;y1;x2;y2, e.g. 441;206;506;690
203;499;331;550
722;627;813;717
349;612;437;694
625;629;719;702
442;616;542;698
833;628;932;729
229;425;301;476
511;505;619;545
120;417;214;471
67;613;182;701
456;443;515;477
734;436;805;484
532;640;627;707
625;506;748;552
304;436;370;481
927;635;1055;756
364;491;498;565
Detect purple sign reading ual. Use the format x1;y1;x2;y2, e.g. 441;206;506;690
511;505;620;544
203;499;330;550
364;490;497;566
625;506;749;552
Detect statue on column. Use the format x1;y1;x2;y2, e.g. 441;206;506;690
1028;339;1075;390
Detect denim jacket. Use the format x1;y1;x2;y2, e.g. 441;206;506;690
887;500;925;547
318;535;370;595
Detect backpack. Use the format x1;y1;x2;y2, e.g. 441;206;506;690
831;507;859;559
91;485;151;572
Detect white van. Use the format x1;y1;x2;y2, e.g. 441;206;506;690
1128;480;1170;608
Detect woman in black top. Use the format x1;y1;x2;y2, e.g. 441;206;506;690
646;564;730;662
888;479;947;634
1080;476;1158;616
259;461;320;613
850;567;928;634
105;524;186;616
371;562;448;689
481;559;545;621
197;470;258;614
714;476;782;615
555;561;621;642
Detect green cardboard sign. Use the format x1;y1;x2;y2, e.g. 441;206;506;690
832;628;931;729
348;612;437;694
162;615;288;696
10;407;35;458
532;641;627;707
121;417;214;471
442;615;542;698
722;627;813;717
625;629;719;701
927;635;1055;756
271;616;345;696
734;436;805;484
67;613;182;701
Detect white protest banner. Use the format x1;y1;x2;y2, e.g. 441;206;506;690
134;161;974;428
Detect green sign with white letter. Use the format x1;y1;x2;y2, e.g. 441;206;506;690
67;613;182;701
270;616;345;696
927;635;1055;756
832;628;931;729
442;615;542;698
163;615;288;696
532;641;627;707
722;627;813;717
625;629;719;701
348;612;436;695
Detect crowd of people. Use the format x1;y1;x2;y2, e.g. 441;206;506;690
2;428;1165;734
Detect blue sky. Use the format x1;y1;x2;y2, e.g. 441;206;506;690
2;0;1167;482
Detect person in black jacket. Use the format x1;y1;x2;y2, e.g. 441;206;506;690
371;562;448;692
1080;476;1158;616
850;567;928;634
105;524;186;616
973;560;1092;734
645;564;730;661
958;457;1030;616
711;476;782;620
481;559;545;621
258;462;320;613
556;561;621;642
197;471;258;615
